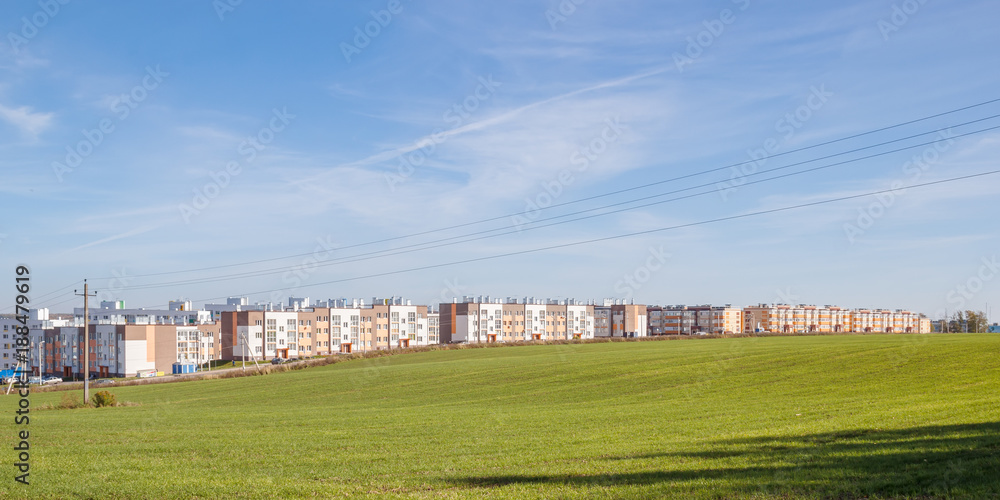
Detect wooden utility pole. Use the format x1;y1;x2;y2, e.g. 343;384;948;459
74;281;97;403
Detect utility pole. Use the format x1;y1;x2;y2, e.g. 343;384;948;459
74;281;97;403
37;340;43;378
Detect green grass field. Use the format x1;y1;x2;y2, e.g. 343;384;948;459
2;334;999;499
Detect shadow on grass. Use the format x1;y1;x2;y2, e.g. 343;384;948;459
446;422;1000;497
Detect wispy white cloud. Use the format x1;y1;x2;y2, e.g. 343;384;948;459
67;225;159;252
293;67;670;185
0;102;53;137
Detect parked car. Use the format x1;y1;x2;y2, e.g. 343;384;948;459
42;376;62;384
93;379;115;386
270;357;284;365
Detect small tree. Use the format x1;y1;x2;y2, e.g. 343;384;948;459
965;310;988;333
91;391;117;408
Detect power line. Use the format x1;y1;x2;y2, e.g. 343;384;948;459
0;280;83;313
108;121;1000;292
91;97;1000;281
140;170;1000;307
35;293;79;311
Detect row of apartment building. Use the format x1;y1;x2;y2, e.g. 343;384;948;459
0;296;932;379
647;304;931;335
0;297;442;379
439;297;647;343
742;304;931;334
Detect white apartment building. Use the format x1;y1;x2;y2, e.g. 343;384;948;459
1;309;71;372
440;296;596;344
75;300;213;326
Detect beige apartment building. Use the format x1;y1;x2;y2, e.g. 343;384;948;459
25;322;221;378
647;305;743;335
439;297;597;343
743;304;931;333
222;298;435;359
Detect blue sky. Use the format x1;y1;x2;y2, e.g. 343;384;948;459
1;0;998;320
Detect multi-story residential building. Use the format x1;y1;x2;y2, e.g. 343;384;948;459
75;300;213;326
439;296;596;344
594;299;647;338
1;308;72;372
743;304;930;334
203;296;281;321
223;297;434;359
23;321;220;379
647;305;742;335
425;309;439;345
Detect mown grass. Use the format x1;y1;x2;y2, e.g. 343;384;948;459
1;333;998;499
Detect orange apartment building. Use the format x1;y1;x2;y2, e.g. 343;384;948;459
743;304;931;333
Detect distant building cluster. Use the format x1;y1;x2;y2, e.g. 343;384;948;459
440;297;646;343
0;295;935;379
742;303;930;334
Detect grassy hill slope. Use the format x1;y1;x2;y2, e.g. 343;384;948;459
2;334;999;499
